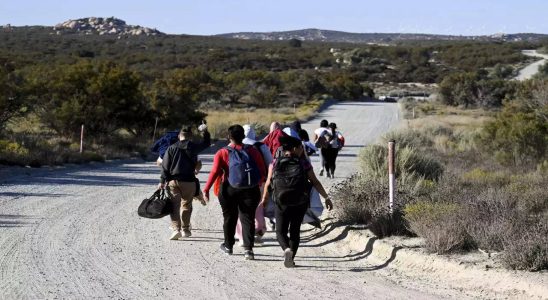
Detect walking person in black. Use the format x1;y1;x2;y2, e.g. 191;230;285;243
159;125;211;240
322;122;344;178
261;135;333;268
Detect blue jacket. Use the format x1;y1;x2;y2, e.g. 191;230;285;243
151;131;180;158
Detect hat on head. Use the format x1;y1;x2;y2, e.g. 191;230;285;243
279;135;302;150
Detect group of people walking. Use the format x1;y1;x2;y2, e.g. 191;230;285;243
158;119;343;267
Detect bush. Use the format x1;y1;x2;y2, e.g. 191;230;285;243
331;174;412;238
404;200;474;253
359;144;443;182
502;220;548;271
0;139;30;165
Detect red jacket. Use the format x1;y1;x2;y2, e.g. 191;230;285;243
204;144;266;192
261;129;286;157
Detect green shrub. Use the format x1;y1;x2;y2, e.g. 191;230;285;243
330;174;412;238
359;144;443;182
404;201;473;253
462;168;511;186
0;139;29;165
502;219;548;271
382;129;433;149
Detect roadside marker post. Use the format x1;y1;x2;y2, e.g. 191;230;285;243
388;140;395;214
152;117;159;144
80;124;84;154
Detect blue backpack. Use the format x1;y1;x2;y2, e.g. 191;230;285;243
224;145;260;189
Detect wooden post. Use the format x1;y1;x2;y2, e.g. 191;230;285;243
412;107;415;119
388;140;396;214
293;104;296;114
152;117;159;144
80;124;84;154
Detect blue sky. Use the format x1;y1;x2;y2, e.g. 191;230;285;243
1;0;546;35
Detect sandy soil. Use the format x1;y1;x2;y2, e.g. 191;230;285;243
1;101;544;299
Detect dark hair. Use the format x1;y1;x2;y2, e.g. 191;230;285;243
329;122;337;136
179;125;192;137
320;120;328;127
279;135;302;151
290;120;302;132
228;125;245;144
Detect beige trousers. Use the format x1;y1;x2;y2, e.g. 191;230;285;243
168;180;196;231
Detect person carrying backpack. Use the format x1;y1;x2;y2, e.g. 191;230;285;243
323;122;344;178
203;125;266;260
233;124;273;246
261;135;333;268
159;125;208;240
313;119;331;176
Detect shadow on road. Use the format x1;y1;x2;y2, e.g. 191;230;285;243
0;214;41;228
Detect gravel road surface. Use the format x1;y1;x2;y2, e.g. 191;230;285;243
0;101;449;299
515;50;548;81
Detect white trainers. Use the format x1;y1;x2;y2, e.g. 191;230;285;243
170;231;182;240
254;235;264;246
238;240;245;247
284;248;295;268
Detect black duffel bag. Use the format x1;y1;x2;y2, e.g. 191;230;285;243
137;189;172;219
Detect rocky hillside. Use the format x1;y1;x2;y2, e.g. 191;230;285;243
53;17;163;36
217;28;548;44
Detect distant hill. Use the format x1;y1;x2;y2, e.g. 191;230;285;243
216;28;548;44
51;17;164;37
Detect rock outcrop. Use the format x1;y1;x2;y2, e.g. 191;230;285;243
53;17;163;36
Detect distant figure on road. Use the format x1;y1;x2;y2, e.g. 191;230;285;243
158;124;210;240
261;135;333;268
313;119;331;176
203;125;267;260
322;123;344;178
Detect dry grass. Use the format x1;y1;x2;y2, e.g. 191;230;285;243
204;100;324;138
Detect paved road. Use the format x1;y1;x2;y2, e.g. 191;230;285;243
0;102;444;299
515;50;548;81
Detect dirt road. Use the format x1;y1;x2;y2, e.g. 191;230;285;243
515;50;548;81
0;101;452;299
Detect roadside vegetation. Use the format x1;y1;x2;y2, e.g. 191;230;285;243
332;78;548;271
0;27;543;168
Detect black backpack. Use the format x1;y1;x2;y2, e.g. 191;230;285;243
272;157;309;207
137;189;172;219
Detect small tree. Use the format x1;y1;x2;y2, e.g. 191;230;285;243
0;65;25;130
288;38;302;48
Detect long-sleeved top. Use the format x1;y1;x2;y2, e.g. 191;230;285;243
204;144;266;192
160;131;211;183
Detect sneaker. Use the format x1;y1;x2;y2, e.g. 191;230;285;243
238;240;245;247
170;231;182;240
220;243;233;255
254;235;264;246
319;169;324;176
284;248;295;268
244;250;255;260
326;172;331;179
182;229;192;238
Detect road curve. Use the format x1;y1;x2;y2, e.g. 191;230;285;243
1;102;447;299
515;50;548;81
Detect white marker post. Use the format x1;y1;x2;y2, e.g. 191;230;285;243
80;124;84;154
388;140;395;214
